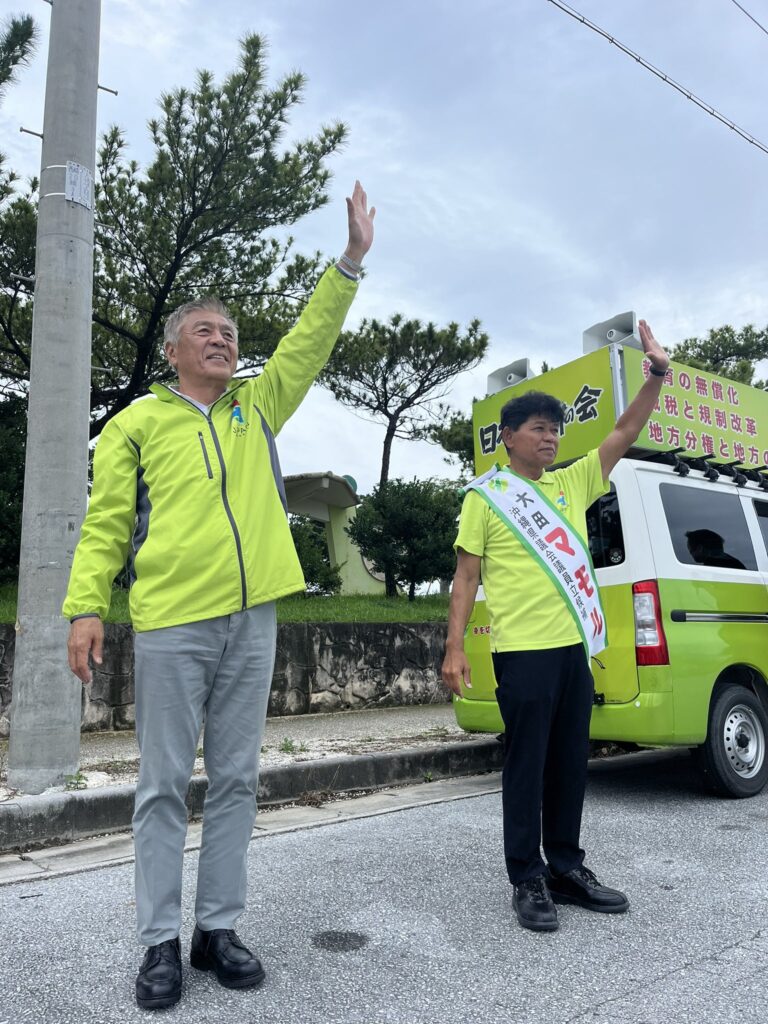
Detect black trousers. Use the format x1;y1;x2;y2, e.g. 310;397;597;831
493;644;594;884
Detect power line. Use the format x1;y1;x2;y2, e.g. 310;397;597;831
729;0;768;38
546;0;768;158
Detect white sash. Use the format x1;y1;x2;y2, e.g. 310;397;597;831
465;464;607;659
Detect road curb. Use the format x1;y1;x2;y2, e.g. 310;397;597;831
0;738;503;854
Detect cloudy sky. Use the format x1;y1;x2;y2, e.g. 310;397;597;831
3;0;767;491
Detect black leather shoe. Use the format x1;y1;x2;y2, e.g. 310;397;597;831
135;937;182;1010
513;874;559;932
546;865;629;913
190;926;266;989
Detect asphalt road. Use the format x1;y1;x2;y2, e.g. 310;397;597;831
1;751;766;1024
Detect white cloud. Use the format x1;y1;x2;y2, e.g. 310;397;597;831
277;386;462;496
4;0;767;491
101;0;196;55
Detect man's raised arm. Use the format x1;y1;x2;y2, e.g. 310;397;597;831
336;179;376;276
599;319;670;479
254;181;376;433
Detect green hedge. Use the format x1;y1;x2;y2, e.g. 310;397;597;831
0;584;450;625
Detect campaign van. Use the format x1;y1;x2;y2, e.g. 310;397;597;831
456;314;768;798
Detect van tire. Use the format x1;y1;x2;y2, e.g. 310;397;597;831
695;684;768;798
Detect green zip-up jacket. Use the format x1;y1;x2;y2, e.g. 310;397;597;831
63;267;357;632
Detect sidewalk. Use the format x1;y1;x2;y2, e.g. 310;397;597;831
0;704;504;855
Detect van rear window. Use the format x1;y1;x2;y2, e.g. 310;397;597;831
660;484;757;571
754;500;768;556
587;484;625;568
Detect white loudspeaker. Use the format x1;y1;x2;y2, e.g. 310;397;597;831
582;311;641;354
486;358;533;397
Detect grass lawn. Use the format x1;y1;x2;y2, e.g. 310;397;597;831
0;584;450;625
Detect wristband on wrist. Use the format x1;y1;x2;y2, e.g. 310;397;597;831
335;264;359;282
648;364;667;378
339;252;363;274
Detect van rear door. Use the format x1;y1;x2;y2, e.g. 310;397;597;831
589;478;640;703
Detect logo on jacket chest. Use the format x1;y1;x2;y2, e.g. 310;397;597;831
231;399;249;437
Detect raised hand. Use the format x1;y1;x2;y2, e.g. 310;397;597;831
343;180;376;265
638;319;670;374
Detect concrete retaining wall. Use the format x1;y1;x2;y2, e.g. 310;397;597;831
0;621;450;736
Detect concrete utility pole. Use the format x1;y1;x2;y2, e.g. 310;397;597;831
8;0;101;793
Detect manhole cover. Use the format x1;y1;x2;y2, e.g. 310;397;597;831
311;930;369;952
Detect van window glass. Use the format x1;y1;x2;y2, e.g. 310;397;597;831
660;484;757;571
587;484;625;569
753;500;768;555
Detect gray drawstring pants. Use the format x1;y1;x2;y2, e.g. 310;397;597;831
132;603;276;946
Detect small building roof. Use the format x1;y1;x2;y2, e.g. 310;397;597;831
283;472;360;522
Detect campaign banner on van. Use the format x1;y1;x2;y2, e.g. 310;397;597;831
472;348;617;474
623;347;768;468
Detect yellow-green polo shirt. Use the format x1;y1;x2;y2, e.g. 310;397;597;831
455;449;609;652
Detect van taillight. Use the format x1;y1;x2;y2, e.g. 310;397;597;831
633;580;669;666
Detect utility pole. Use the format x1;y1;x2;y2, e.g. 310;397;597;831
8;0;101;793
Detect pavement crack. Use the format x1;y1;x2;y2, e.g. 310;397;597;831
563;929;766;1023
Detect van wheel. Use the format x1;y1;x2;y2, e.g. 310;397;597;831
696;684;768;798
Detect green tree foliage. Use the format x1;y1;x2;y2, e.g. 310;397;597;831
0;11;36;580
346;479;462;600
0;35;346;431
669;324;768;389
0;394;26;580
289;515;342;595
0;14;38;205
322;315;488;487
426;409;475;479
0;180;35;362
0;13;36;98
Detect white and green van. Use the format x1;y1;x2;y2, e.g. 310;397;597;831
455;315;768;798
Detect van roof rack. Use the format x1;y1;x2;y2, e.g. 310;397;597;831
633;447;682;467
630;449;768;488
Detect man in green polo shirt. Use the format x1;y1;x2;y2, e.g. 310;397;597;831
442;319;669;932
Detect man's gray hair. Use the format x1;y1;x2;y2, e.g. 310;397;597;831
163;296;238;347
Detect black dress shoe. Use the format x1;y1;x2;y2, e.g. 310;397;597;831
190;926;266;989
135;937;182;1010
513;874;559;932
546;865;629;913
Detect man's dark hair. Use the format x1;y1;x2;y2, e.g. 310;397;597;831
499;391;565;433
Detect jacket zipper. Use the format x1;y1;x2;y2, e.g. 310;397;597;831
161;385;248;610
207;415;247;610
197;432;214;479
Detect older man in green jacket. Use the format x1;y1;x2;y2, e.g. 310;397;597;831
64;182;375;1011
